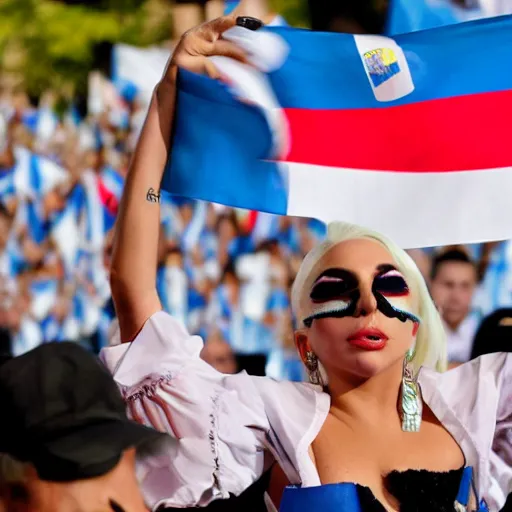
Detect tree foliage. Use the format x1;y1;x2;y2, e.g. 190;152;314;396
0;0;172;97
0;0;386;98
270;0;310;27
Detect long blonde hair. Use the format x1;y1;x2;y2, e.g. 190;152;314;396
291;221;447;373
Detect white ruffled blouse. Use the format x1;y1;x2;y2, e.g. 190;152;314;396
100;311;512;511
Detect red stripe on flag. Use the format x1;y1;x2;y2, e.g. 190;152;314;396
282;90;512;172
98;179;119;216
245;210;259;233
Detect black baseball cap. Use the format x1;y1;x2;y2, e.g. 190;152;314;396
0;342;167;482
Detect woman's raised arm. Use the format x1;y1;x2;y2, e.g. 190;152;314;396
111;16;248;342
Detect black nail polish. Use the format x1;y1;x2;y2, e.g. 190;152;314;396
109;499;125;512
236;16;263;31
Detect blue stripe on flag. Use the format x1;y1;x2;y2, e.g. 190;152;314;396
26;200;48;244
22;110;38;133
0;169;15;202
267;16;512;110
162;70;288;214
29;154;42;195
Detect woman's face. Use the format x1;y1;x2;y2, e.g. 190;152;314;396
297;239;419;382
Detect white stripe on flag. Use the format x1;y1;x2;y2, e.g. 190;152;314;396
38;156;67;194
51;208;79;275
13;146;32;197
113;43;170;105
30;283;58;321
284;162;512;249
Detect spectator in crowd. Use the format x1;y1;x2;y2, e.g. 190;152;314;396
0;85;310;379
471;308;512;360
0;327;11;367
430;248;479;364
406;248;432;287
0;342;166;511
200;329;238;374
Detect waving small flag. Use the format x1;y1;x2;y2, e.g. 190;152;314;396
98;165;124;232
0;169;15;205
12;146;67;199
163;16;512;248
50;185;85;277
112;43;170;106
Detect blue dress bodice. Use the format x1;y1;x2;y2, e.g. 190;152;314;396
279;467;488;512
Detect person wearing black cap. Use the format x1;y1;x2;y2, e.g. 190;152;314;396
0;342;168;512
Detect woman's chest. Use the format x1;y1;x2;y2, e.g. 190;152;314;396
310;415;465;510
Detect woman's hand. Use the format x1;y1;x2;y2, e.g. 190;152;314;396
163;16;248;83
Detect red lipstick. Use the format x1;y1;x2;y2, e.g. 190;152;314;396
347;328;388;351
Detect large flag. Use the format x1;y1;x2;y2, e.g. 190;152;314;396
163;16;512;249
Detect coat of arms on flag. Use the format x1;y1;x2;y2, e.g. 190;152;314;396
363;48;400;87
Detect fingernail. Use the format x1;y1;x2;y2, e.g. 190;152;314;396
236;16;263;31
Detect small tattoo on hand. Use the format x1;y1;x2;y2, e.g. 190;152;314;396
146;187;161;203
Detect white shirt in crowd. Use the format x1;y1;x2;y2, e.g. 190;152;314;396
444;314;479;363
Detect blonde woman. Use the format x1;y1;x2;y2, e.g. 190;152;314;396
100;16;511;512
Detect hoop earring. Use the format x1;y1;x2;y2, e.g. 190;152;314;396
399;348;423;432
305;351;321;385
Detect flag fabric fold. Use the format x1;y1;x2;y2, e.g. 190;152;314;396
163;16;512;248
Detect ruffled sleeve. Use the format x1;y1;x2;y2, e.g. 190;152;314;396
100;311;272;510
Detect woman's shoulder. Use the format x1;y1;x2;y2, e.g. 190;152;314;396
419;352;510;396
419;353;510;450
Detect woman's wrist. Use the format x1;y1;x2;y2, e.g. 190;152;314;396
156;63;178;98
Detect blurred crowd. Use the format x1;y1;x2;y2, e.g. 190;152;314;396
1;86;511;380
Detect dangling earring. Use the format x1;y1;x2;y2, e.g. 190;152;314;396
399;347;423;432
305;351;321;385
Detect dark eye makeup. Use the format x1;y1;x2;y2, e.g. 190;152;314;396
373;268;409;297
310;268;358;303
310;265;409;302
305;264;418;327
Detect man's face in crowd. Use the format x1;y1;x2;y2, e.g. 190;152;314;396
430;261;477;330
0;449;148;512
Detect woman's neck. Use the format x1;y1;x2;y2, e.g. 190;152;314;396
327;359;405;426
